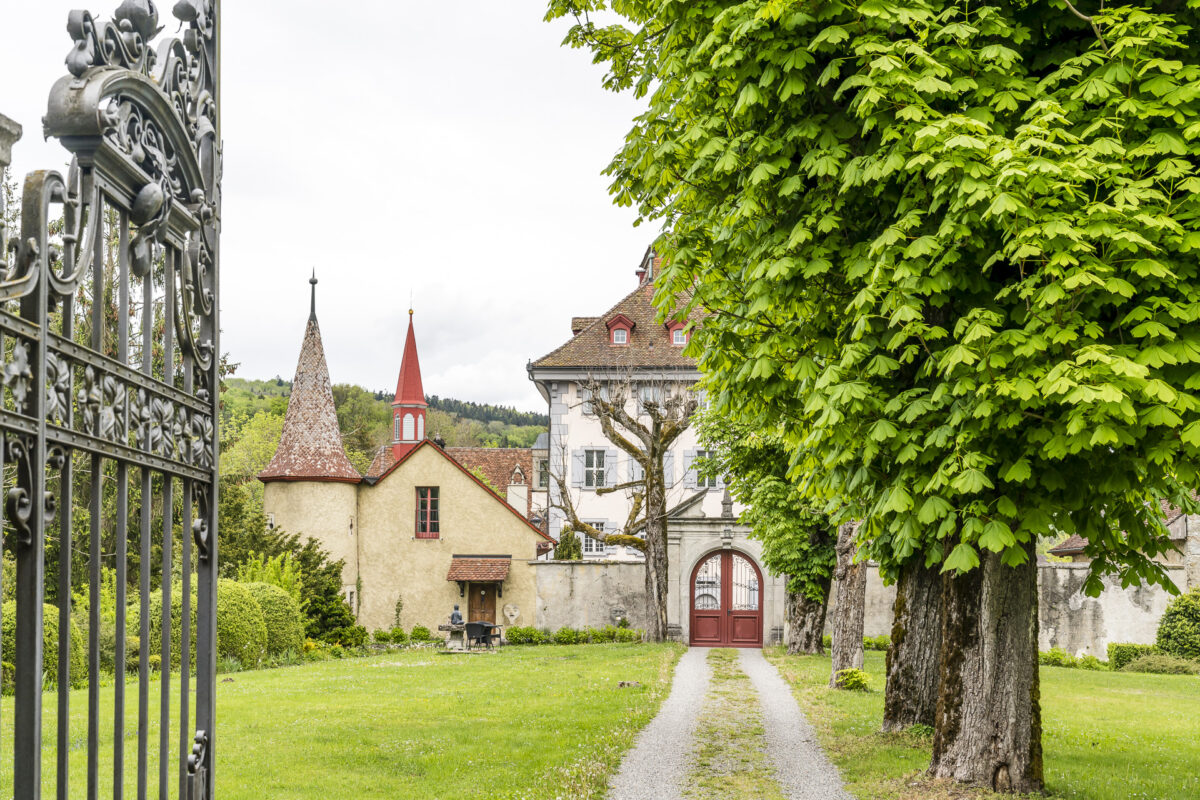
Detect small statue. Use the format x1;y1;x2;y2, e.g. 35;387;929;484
449;604;462;625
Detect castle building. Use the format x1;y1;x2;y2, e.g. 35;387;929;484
260;279;553;632
527;248;786;646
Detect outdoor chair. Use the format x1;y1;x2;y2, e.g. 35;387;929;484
465;621;493;650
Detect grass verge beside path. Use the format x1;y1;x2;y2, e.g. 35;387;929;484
683;649;786;800
765;648;1200;800
2;642;683;800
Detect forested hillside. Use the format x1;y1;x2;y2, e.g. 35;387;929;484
222;378;546;481
426;396;548;427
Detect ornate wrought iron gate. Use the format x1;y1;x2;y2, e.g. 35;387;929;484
0;1;220;797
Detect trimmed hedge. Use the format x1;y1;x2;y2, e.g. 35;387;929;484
820;634;891;651
506;625;642;645
1120;653;1200;675
1;602;86;689
1156;588;1200;661
1107;642;1158;671
127;585;197;671
245;583;304;658
410;625;433;642
216;579;267;669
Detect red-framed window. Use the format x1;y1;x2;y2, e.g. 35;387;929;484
416;486;440;538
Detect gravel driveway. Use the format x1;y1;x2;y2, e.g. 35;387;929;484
606;647;851;800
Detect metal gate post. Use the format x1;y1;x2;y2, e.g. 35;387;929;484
2;2;223;796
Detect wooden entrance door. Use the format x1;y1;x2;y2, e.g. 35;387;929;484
468;583;497;623
689;552;763;648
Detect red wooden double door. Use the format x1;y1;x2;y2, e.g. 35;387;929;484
689;550;763;647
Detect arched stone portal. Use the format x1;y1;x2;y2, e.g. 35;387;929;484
689;550;764;647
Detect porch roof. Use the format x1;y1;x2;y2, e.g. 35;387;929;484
446;555;511;582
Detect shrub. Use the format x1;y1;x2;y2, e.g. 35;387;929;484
410;625;433;642
0;603;86;689
244;582;305;658
1039;648;1077;668
215;580;267;669
505;626;539;645
614;627;642;643
1;661;13;695
126;585;197;672
864;635;891;651
216;656;243;674
553;627;579;645
267;649;303;668
389;627;409;645
1120;653;1200;675
593;626;617;643
833;668;870;691
373;629;392;644
1156;588;1200;661
1077;654;1106;671
822;634;832;649
1107;642;1158;671
237;552;304;608
322;625;367;648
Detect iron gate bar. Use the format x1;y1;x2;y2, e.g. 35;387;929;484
2;1;222;798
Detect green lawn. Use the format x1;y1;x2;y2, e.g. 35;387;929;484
3;643;683;800
765;648;1200;800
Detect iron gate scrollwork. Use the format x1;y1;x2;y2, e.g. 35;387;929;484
1;1;220;797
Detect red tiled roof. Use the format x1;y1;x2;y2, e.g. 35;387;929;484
446;556;511;582
363;440;554;543
571;317;599;335
393;312;426;407
445;447;534;516
366;445;395;479
531;277;704;371
259;316;361;483
1048;496;1199;556
1048;535;1087;557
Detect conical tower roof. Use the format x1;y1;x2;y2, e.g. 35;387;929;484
260;276;361;483
393;311;426;407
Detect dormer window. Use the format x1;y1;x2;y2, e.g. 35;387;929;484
606;313;635;346
666;321;688;347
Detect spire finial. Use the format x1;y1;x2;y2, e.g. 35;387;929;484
309;269;318;321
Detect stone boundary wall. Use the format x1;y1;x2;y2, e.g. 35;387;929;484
531;560;649;632
1039;563;1184;657
536;557;1184;658
830;562;1188;659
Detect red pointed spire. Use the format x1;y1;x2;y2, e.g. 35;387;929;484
393;310;426;407
391;310;428;459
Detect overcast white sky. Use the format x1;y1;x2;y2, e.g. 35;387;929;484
1;1;650;413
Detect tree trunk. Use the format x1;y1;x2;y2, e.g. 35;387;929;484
829;521;866;687
641;454;670;642
929;544;1043;793
882;560;942;732
786;575;830;655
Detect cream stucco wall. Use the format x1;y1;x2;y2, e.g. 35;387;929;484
263;480;360;594
354;445;547;633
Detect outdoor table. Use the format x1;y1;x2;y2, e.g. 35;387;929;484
438;623;466;651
